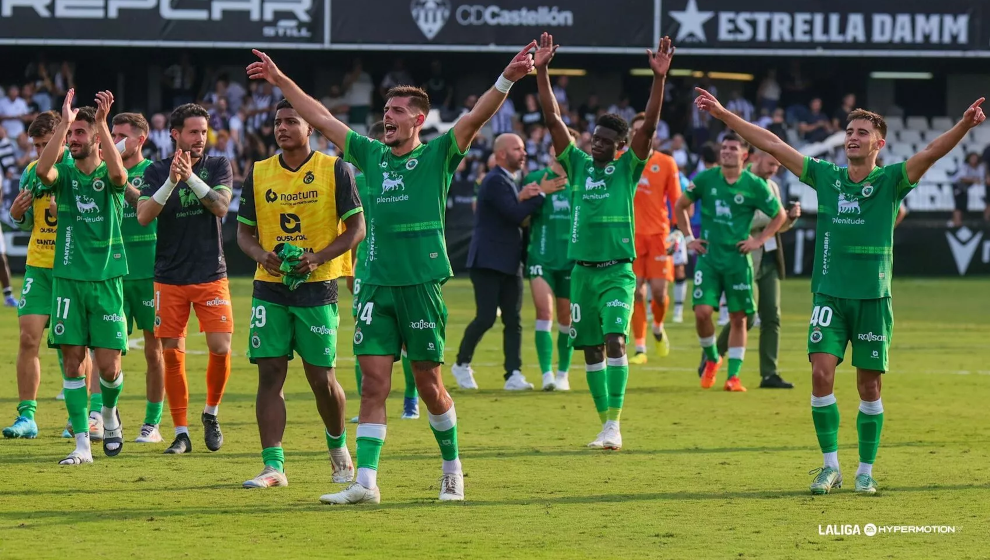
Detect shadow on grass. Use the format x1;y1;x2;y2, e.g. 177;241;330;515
4;482;989;527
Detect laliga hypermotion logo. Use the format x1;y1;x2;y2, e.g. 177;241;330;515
411;0;451;40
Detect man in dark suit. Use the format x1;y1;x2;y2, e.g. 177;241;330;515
451;133;565;390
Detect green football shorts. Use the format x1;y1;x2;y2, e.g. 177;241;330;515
18;265;54;318
352;281;447;363
247;298;340;368
691;256;755;315
526;261;573;299
569;261;635;348
807;294;893;373
49;276;127;352
123;278;156;334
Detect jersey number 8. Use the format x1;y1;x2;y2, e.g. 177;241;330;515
694;270;703;285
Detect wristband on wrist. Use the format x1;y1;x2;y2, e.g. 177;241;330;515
684;234;696;245
186;174;212;199
151;178;176;205
494;73;514;94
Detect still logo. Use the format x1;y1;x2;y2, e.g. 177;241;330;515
945;226;984;275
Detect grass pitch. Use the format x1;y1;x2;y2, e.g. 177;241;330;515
0;276;987;559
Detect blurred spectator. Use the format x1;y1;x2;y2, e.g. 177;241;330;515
164;53;196;107
0;86;30;140
690;89;712;149
203;78;228;110
423;60;453;111
343;59;374;128
950;152;984;227
655;118;671;146
552;76;569;106
209;97;232;133
669;134;690;171
798;98;833;143
832;93;856;131
20;83;41;119
380;58;414;100
0;126;16;178
52;61;74;106
248;82;277;133
491;96;516;136
460;95;478;117
726;90;755;122
321;85;349;115
223;75;247;113
578;94;600;130
208;129;242;183
757;69;780;112
148;113;173;160
608;94;636;124
519;94;543;128
766;108;788;141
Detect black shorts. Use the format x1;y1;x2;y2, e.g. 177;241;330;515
953;182;969;212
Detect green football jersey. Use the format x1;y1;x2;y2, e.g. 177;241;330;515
121;159;156;280
344;128;466;286
557;144;646;262
43;160;128;280
352;171;369;281
685;167;781;269
525;168;572;270
800;157;916;299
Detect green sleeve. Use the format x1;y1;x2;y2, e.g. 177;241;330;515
799;156;823;191
893;162;918;200
344;130;374;173
442;128;469;175
753;176;781;218
623;149;647;192
556;143;586;181
684;171;705;203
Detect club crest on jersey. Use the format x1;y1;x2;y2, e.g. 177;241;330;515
303;171;315;184
861;184;874;197
406;159;419;170
92;179;105;192
251;335;261;349
604;165;615;175
199;168;209;180
733;193;744;204
380;161;388;169
130;176;143;188
353;329;364;345
54;323;65;336
651;164;660;173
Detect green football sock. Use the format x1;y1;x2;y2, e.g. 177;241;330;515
262;446;285;473
354;360;363;397
356;424;386;471
585;361;608;424
557;327;573;373
811;395;840;454
400;351;418;400
144;400;164;425
606;357;629;422
100;372;123;410
857;399;885;464
727;347;745;379
326;428;346;450
89;392;103;414
428;406;459;461
63;377;89;435
700;335;718;362
17;400;37;420
535;321;554;374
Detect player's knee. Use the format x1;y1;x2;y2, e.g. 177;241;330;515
729;312;747;328
18;328;41;352
257;361;285;391
63;357;83;377
857;375;882;400
634;287;646;302
535;306;552;321
583;347;604;364
695;306;713;322
605;335;625;358
207;339;231;356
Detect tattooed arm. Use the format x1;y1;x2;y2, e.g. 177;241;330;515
199;187;233;218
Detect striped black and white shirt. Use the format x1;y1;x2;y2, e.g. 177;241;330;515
0;138;16;177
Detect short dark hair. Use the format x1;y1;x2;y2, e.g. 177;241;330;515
169;103;210;132
112;112;149;135
385;86;431;115
74;107;97;127
275;98;293;112
846;108;888;139
369;121;386;140
28;110;60;138
596;113;629;140
721;131;749;150
700;142;718;165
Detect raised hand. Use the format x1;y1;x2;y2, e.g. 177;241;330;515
169;149;183;184
175;150;193;182
648;36;675;77
962;98;986;129
95;91;114;121
535;32;559;69
247;49;286;86
694;87;728;120
61;88;78;124
503;41;537;82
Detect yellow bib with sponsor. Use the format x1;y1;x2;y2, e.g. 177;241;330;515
251;152;351;283
25;162;58;269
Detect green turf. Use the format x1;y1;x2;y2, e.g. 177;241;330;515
0;277;987;559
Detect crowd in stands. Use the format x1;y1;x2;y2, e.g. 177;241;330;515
2;56;989;224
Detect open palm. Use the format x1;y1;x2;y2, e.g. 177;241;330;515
247;49;286;85
503;41;537;81
648;36;675;76
535;32;558;69
61;89;79;124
